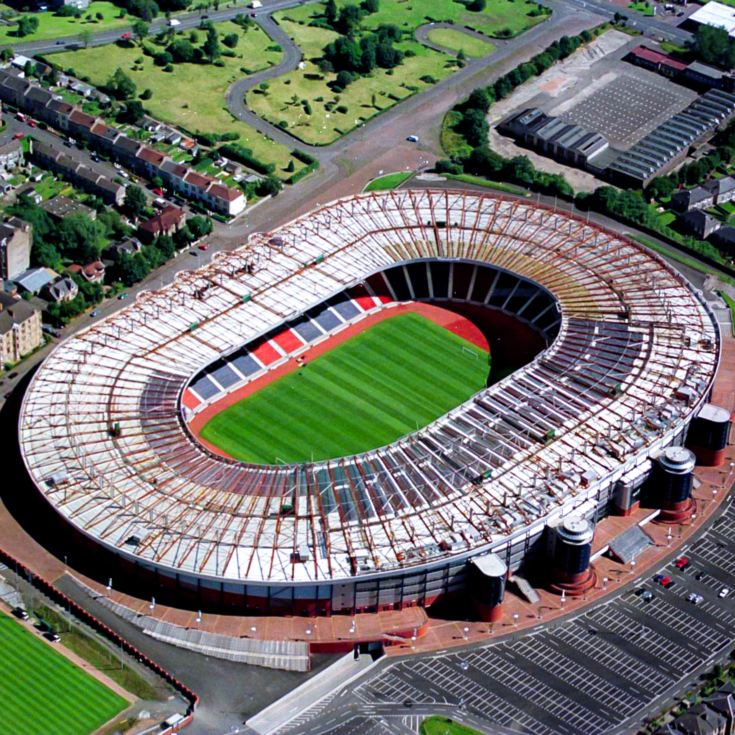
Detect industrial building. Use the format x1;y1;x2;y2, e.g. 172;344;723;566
17;190;725;617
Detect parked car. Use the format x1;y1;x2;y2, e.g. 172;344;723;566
190;250;199;256
120;32;131;40
406;134;419;142
12;132;23;140
198;243;209;251
675;556;690;570
90;310;99;318
720;587;730;598
641;590;654;602
117;292;129;300
43;631;60;643
11;607;29;620
653;574;664;583
686;592;704;605
657;575;674;588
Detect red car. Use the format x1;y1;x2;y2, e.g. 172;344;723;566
28;120;36;128
659;575;675;589
198;243;209;251
12;132;23;140
152;187;164;196
120;32;131;40
675;556;690;570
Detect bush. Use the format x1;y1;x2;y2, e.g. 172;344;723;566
220;144;276;175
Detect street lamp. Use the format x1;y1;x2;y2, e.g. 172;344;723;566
106;577;112;593
149;596;155;611
512;613;519;627
602;576;608;591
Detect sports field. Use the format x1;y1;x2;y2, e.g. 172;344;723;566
200;313;490;463
0;612;127;735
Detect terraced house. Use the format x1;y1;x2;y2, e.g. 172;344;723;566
0;69;246;216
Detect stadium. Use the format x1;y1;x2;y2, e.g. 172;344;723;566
17;189;721;617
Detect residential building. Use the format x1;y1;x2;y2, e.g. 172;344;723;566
104;237;142;260
138;205;185;241
40;195;97;222
44;276;78;302
0;139;23;172
671;186;715;213
679;210;721;239
68;260;105;284
31;140;124;206
711;225;735;252
0;218;31;281
0;69;247;216
13;266;57;295
0;291;42;365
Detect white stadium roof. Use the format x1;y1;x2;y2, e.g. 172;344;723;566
18;190;720;587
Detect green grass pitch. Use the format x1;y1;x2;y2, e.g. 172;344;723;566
0;612;127;735
201;313;490;463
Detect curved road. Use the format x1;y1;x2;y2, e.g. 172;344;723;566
415;21;503;57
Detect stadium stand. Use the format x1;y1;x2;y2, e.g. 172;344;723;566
18;190;720;615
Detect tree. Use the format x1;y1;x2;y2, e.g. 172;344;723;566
694;25;735;69
466;145;504;176
56;214;107;263
16;15;39;38
257;175;282;197
324;0;338;28
222;32;238;48
106;67;137;100
202;24;220;62
79;28;92;48
168;38;196;62
646;176;675;202
133;19;149;42
187;215;213;238
336;4;363;36
361;0;379;12
124;185;147;218
458;107;488;147
119;99;144;123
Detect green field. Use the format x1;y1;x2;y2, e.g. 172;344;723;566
420;716;484;735
52;21;301;175
426;28;495;57
0;2;127;46
364;171;412;191
201;313;490;463
0;612;127;735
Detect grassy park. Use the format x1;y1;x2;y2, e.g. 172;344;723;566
0;611;127;735
201;313;490;463
52;21;303;176
0;2;128;46
247;0;546;145
426;27;495;57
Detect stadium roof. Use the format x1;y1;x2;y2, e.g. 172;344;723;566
18;190;720;587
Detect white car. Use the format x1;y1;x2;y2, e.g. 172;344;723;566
406;134;419;143
719;587;730;599
687;592;704;605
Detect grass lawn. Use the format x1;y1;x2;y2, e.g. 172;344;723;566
0;2;127;46
420;716;484;735
201;312;490;463
426;28;495;57
628;1;654;15
0;611;127;735
444;172;530;196
719;290;735;335
248;17;456;145
33;605;161;701
251;0;546;145
51;22;301;177
364;171;412;191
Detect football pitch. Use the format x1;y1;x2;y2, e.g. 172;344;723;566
201;313;490;463
0;612;127;735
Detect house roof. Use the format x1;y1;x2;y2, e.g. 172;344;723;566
160;159;188;178
0;292;37;335
68;109;98;129
26;86;54;106
137;146;166;166
139;205;184;234
114;136;143;155
13;267;57;293
47;98;74;116
0;138;23;157
184;170;211;190
208;183;242;202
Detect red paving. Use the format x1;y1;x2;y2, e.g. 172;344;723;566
188;302;488;445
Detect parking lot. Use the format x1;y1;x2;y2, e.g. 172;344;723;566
277;498;735;735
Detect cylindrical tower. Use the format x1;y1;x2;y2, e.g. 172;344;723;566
686;404;732;467
469;554;507;622
549;516;596;596
652;446;696;523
